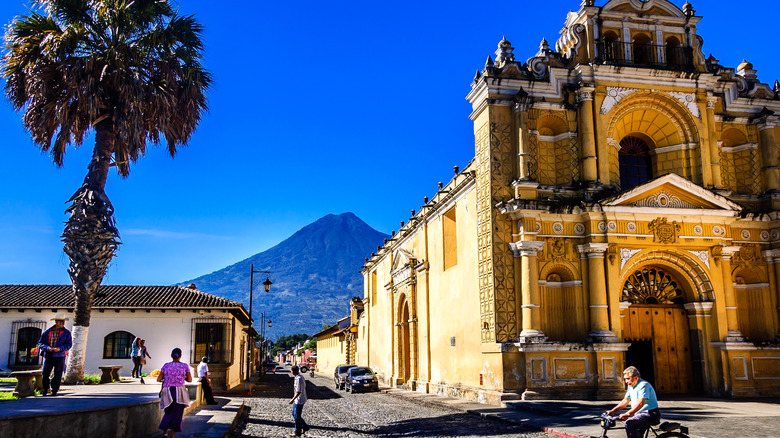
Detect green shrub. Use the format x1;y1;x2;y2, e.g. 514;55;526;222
83;374;101;384
0;392;17;402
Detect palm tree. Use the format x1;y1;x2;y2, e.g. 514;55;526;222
2;0;210;382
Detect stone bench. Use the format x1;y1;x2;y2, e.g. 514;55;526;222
9;370;43;398
98;365;122;384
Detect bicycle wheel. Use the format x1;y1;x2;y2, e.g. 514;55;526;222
656;432;689;438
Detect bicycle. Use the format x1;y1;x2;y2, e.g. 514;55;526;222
597;413;690;438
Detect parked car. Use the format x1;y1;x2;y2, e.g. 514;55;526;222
345;367;379;393
263;362;279;373
333;364;357;390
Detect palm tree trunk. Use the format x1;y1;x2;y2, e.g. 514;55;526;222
62;126;120;383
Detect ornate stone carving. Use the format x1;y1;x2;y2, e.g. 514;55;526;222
476;114;518;344
620;248;642;269
740;229;751;240
597;221;607;232
627;222;637;233
712;225;725;236
601;87;639;114
693;225;703;235
631;191;695;209
547;238;567;261
649;218;681;244
734;244;763;268
663;91;701;119
607;221;618;232
552;222;564;234
574;223;585;235
687;250;711;269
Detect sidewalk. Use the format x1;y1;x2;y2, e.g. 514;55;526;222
382;388;780;438
0;379;243;438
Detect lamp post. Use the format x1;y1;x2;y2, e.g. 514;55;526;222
248;264;272;379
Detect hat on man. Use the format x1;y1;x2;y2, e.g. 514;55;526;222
51;313;69;321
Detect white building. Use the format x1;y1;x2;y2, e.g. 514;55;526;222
0;284;255;389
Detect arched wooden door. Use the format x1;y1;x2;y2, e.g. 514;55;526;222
622;267;694;394
401;301;411;383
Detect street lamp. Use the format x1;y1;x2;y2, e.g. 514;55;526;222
249;263;272;378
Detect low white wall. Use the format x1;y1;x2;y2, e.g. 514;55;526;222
0;309;236;376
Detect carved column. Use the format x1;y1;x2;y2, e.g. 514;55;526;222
578;243;617;342
720;246;744;341
511;240;546;342
757;116;779;191
577;87;598;182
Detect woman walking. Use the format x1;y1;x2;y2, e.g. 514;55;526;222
130;337;142;378
157;347;192;438
138;339;152;383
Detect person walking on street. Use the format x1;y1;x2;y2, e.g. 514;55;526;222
606;366;661;438
197;356;219;405
138;339;152;383
130;337;142;378
157;347;192;438
37;314;72;396
288;365;310;437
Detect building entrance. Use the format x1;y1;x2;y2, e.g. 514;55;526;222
622;267;694;394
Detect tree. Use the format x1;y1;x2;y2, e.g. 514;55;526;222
2;0;210;382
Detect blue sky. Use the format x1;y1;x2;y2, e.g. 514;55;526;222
0;0;777;285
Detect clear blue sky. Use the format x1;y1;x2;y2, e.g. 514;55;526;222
1;0;777;285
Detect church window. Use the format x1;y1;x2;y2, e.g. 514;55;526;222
103;330;136;359
602;31;622;62
619;136;653;189
370;270;377;306
622;268;684;305
665;36;685;68
442;207;458;270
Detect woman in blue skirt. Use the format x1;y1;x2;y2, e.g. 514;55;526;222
157;348;192;437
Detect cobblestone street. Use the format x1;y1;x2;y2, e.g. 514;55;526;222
231;369;553;438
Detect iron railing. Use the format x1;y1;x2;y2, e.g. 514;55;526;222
597;41;694;70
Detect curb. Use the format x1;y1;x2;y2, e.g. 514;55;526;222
382;389;590;438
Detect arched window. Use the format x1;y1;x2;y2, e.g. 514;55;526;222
602;31;621;62
16;326;42;365
632;33;653;65
103;330;135;359
622;267;684;305
665;36;683;67
619;136;653;189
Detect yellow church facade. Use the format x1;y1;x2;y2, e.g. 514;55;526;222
359;0;780;404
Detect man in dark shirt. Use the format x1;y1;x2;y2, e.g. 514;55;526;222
37;314;73;396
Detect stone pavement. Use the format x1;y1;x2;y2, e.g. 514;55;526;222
382;388;780;438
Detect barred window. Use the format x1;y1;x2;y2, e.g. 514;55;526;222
9;320;46;366
191;317;233;364
103;331;136;359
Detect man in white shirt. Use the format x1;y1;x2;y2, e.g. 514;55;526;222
196;356;218;405
288;365;310;437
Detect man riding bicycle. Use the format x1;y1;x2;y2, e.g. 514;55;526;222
606;366;660;438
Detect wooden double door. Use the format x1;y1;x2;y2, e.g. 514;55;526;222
624;304;694;394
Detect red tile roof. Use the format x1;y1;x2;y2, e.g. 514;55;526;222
0;284;244;310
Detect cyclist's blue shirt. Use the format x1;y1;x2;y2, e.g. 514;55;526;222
626;379;658;412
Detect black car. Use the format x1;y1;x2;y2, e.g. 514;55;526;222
333;364;357;390
345;366;379;393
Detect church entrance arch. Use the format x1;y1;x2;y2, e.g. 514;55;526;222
621;259;702;394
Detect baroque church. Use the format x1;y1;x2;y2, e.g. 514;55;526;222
357;0;780;403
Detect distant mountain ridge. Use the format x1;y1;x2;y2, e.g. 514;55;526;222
180;212;388;337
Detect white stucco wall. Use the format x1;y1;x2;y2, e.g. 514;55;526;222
0;308;240;377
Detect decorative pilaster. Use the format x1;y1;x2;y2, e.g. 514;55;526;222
757;116;779;192
511;240;546;343
764;249;780;341
515;99;533;180
720;246;744;341
577;87;598;182
706;94;722;188
578;243;618;342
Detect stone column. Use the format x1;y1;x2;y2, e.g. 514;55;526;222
765;249;780;341
515;100;532;180
577;87;598;182
757;116;779;191
706;95;722;188
511;240;546;343
720;246;744;341
578;243;617;341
